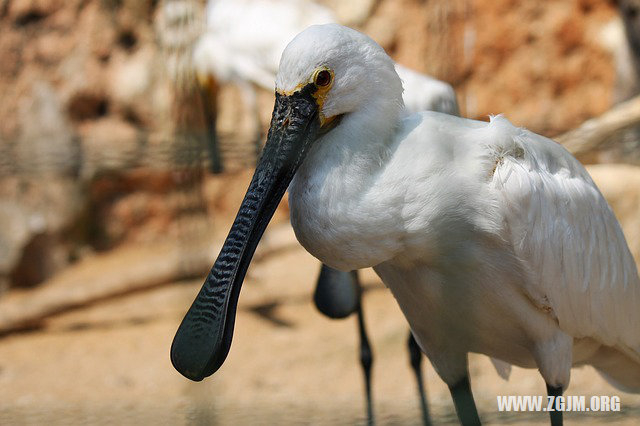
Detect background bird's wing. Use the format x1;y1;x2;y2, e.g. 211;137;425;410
489;122;640;357
395;64;460;116
206;0;336;81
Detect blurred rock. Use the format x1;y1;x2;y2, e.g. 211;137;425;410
321;0;375;26
0;202;31;279
617;0;640;101
78;117;142;179
0;177;85;288
600;17;638;104
8;0;62;26
66;90;109;122
34;33;67;64
2;178;83;237
0;81;85;289
87;168;210;249
597;3;640;166
14;81;81;176
108;47;154;121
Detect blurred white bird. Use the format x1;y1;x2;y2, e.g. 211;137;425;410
395;63;459;116
192;0;459;170
193;0;334;90
172;24;640;426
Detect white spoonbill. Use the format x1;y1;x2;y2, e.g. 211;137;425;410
171;24;640;425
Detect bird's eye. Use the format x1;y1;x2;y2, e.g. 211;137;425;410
314;70;332;87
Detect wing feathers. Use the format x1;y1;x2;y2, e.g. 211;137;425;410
487;122;640;352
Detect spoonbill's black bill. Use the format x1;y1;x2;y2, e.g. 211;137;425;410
171;85;325;380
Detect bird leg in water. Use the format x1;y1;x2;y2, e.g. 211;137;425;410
546;383;563;426
408;333;432;426
448;375;481;426
313;265;375;423
355;275;375;425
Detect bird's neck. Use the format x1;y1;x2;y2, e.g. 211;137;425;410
299;99;404;188
288;100;405;270
289;97;404;223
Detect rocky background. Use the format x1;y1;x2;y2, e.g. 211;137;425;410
0;0;630;291
3;0;640;424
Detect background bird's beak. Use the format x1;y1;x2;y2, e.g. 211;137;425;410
171;84;321;381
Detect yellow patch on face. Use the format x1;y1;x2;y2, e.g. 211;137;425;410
275;67;335;126
311;67;334;126
276;83;307;97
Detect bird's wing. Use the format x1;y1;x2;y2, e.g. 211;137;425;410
395;64;460;116
487;117;640;355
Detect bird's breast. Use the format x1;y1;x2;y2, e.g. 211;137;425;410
288;165;403;271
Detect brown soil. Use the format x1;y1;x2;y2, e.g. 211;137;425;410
2;232;640;425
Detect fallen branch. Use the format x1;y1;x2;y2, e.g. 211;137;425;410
0;240;209;334
557;94;640;158
0;223;298;335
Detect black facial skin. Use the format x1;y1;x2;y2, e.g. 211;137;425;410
171;83;322;381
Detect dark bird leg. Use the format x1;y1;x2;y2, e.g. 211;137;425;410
198;76;223;174
408;332;432;426
546;383;563;426
237;81;263;163
313;266;375;425
355;273;374;425
449;375;481;426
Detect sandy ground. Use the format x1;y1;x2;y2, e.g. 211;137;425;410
2;223;640;425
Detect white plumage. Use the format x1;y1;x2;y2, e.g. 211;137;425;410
193;0;334;90
395;64;459;116
280;23;640;397
192;0;458;115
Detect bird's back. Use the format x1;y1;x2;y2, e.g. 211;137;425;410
383;112;640;390
391;112;640;354
483;116;640;360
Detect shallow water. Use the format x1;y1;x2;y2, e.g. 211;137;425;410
3;400;640;425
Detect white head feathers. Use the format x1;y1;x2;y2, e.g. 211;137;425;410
276;24;404;119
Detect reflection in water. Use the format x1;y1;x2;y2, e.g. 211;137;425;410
4;401;640;425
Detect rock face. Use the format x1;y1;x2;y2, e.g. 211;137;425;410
14;82;80;176
0;0;621;157
0;81;84;290
0;0;627;291
355;0;618;136
594;0;640;165
0;0;179;291
618;0;640;100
